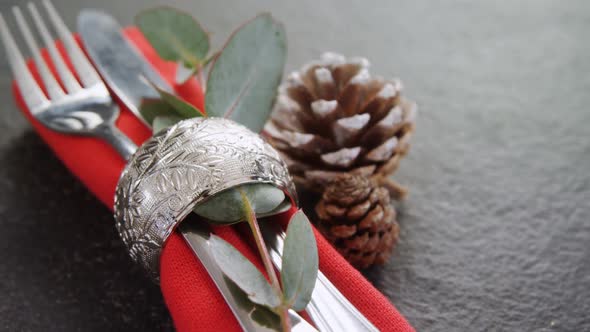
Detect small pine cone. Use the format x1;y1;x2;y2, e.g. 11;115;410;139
264;52;416;200
315;173;399;269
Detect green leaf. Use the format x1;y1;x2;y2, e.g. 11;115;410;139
205;13;286;132
193;184;286;224
135;7;209;67
153;115;183;133
250;305;281;331
224;276;281;331
263;198;292;217
139;98;176;124
281;210;319;311
210;235;281;308
140;84;202;126
153;85;204;119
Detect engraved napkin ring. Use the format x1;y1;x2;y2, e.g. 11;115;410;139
113;117;297;280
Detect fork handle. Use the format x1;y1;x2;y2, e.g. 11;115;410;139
96;124;137;160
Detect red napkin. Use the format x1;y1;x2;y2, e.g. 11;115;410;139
13;27;414;332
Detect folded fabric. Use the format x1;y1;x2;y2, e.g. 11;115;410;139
13;27;414;332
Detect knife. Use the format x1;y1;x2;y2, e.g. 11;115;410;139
78;10;173;127
78;10;317;332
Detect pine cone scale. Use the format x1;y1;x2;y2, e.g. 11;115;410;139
346;199;372;220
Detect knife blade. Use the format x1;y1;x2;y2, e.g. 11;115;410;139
78;10;318;332
78;10;173;127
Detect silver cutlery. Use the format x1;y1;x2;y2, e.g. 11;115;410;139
0;2;316;331
0;1;136;159
78;10;379;332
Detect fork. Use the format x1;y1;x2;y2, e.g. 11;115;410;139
0;1;136;160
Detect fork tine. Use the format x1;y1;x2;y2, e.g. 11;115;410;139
42;0;101;87
0;12;49;113
13;6;65;101
28;2;81;93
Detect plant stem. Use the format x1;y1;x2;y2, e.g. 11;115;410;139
278;304;292;332
239;190;291;332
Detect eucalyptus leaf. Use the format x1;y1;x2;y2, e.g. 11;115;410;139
153;85;204;119
251;306;281;331
210;235;281;308
206;13;286;132
136;7;209;67
153;115;183;133
281;210;318;311
257;198;292;219
193;184;285;224
225;276;281;331
139;98;176;124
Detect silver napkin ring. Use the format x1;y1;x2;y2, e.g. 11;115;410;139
114;117;297;280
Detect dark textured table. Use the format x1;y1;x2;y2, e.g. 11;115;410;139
1;0;589;331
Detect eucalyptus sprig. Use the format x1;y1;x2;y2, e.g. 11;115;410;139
211;200;318;331
136;8;318;331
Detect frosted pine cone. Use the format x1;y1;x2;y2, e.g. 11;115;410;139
264;52;416;199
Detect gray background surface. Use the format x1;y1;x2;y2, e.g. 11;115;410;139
1;0;589;331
